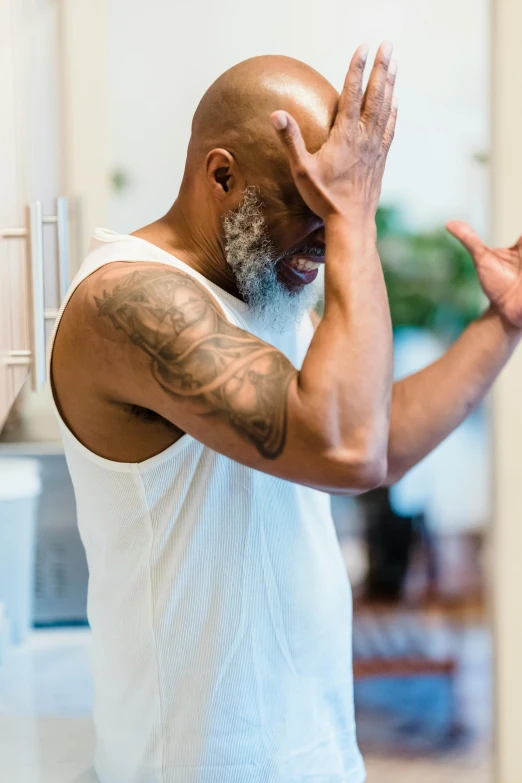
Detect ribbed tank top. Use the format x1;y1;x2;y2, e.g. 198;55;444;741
48;229;365;783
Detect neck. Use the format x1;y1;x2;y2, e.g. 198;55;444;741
133;189;242;299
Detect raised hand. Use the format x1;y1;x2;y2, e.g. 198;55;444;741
447;221;522;329
270;42;398;222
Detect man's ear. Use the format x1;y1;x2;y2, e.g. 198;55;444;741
205;148;245;202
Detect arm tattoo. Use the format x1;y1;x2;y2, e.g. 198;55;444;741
94;267;295;459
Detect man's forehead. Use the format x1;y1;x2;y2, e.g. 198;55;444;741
193;56;339;157
264;78;338;150
244;93;337;191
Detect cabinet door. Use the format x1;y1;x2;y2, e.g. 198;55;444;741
0;0;31;428
0;0;64;429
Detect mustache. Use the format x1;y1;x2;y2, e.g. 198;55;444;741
223;185;321;330
280;245;325;260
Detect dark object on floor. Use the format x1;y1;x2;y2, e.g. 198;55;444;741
361;487;421;601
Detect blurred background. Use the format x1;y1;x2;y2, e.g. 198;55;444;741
2;0;522;781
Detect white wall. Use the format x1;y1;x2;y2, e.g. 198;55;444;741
107;0;489;235
61;0;109;261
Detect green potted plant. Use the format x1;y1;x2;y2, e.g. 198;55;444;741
376;205;485;338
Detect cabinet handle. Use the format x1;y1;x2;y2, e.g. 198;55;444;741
56;197;70;302
5;350;32;367
1;197;70;391
5;350;31;367
26;202;46;392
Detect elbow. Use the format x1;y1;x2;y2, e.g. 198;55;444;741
301;413;390;493
346;423;389;491
351;452;388;492
381;459;409;488
328;442;388;495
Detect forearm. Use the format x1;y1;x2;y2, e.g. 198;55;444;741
297;214;393;475
385;307;522;484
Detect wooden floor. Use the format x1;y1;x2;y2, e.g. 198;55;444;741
353;608;492;781
365;754;490;782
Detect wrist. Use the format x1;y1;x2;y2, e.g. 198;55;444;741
482;304;522;344
324;211;377;243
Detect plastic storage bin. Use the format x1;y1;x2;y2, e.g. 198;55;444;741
0;459;41;644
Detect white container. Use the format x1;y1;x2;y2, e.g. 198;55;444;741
0;602;9;664
0;459;41;644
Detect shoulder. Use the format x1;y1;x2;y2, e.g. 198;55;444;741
53;259;232;388
69;260;231;338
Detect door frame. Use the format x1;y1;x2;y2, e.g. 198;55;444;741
490;0;522;781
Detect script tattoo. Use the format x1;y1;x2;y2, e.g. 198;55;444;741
94;267;295;458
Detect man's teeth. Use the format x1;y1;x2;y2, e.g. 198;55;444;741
288;257;321;271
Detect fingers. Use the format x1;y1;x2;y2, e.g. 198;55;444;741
381;95;398;155
361;41;394;129
270;111;310;173
336;45;369;128
446;221;488;260
375;59;397;140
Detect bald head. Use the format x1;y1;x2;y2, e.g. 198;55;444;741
188;55;338;177
171;57;333;327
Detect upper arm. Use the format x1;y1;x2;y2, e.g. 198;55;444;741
82;261;371;493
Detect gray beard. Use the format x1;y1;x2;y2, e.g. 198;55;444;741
222;187;321;332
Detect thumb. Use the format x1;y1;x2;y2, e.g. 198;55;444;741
270;111;310;172
446;220;488;261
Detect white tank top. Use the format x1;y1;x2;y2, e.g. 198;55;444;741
48;229;365;783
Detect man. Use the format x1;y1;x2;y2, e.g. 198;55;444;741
50;43;522;783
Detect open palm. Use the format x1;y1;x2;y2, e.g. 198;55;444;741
447;221;522;329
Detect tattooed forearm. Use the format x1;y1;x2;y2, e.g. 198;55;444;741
94;267;295;458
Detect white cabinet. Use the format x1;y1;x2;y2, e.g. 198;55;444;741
0;0;69;429
0;0;29;426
